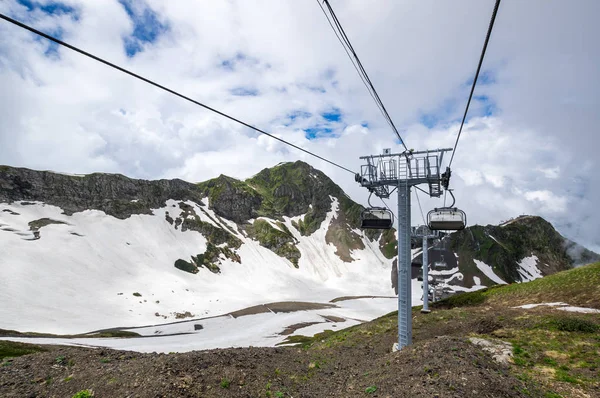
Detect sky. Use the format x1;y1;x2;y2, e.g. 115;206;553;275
0;0;598;252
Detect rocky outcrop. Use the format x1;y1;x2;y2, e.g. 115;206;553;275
0;166;204;219
197;175;262;224
445;216;590;284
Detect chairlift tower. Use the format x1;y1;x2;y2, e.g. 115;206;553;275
356;148;452;349
411;226;439;314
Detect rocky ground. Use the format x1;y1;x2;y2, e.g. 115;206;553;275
2;263;599;398
2;305;598;398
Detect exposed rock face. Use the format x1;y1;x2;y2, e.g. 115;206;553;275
2;164;597;286
197;175;262;224
446;216;573;283
0;166;204;219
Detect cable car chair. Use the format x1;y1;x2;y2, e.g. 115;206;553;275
360;192;394;229
427;190;467;231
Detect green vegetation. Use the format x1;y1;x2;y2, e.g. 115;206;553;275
181;216;242;249
0;328;139;339
197;175;261;212
435;290;486;308
72;390;93;398
246;219;300;267
132;292;142;297
220;378;231;389
174;258;198;274
175;241;243;274
546;317;598;333
28;218;67;230
432;262;600;309
0;341;46;359
379;229;397;259
325;216;364;262
450;217;575;284
365;386;378;394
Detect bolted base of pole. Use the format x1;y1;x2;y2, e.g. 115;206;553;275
420;309;431;314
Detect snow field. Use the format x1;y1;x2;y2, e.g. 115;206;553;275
0;198;397;336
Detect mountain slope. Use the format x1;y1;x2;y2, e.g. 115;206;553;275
0;162;393;334
3;263;598;398
1;163;597;337
408;215;599;296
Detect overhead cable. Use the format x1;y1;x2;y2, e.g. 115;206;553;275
414;190;427;226
448;0;501;167
0;13;357;175
317;0;409;151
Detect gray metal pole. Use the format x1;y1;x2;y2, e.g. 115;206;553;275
421;236;430;313
397;180;412;348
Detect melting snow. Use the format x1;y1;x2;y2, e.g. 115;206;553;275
0;297;398;353
0;198;400;336
513;302;600;314
556;306;600;314
430;267;459;276
517;255;543;282
513;302;568;309
474;260;507;284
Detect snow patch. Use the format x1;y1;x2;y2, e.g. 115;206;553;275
474;260;507;284
430;267;459;276
556;306;600;314
517;255;543;282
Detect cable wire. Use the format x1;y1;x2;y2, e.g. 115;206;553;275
0;13;357;175
414;189;427;226
317;0;409;151
448;0;501;167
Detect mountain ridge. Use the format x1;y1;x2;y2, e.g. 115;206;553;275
1;162;598;335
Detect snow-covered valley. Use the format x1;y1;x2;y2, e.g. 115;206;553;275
0;163;575;353
0;198;396;335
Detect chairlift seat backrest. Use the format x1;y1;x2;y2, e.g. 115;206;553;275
427;207;467;231
360;208;393;229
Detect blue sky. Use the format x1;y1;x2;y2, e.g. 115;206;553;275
1;0;598;252
118;0;168;57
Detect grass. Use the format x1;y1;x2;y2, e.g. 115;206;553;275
502;312;600;389
220;378;231;389
0;341;47;359
72;390;93;398
0;328;140;339
485;262;600;307
432;262;600;309
245;219;300;267
546;317;598;333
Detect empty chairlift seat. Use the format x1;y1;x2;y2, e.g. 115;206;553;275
360;207;393;229
427;208;467;231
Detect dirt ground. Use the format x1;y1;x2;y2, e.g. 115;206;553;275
0;336;533;398
1;305;554;398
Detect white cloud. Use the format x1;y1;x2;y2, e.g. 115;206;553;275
0;0;598;253
524;190;568;213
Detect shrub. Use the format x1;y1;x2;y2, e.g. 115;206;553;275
549;317;598;333
437;290;486;308
72;390;93;398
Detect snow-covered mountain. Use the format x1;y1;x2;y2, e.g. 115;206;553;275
1;162;597;339
0;162;394;335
